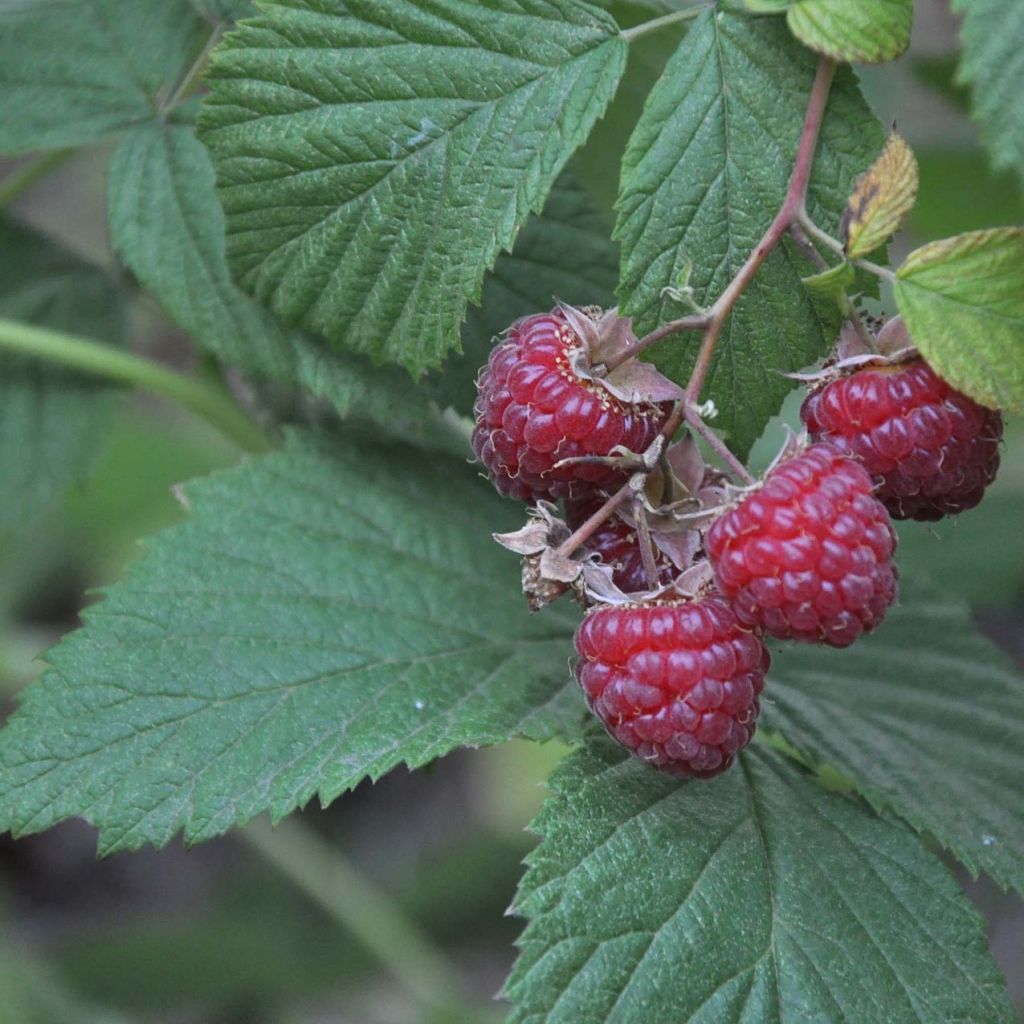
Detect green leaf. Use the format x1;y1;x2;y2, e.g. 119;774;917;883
787;0;912;63
894;227;1024;413
506;740;1013;1023
801;260;855;301
0;432;581;853
439;168;619;416
0;0;207;156
616;9;884;456
107;118;439;433
763;577;1024;894
842;132;918;258
0;218;126;536
198;0;628;375
953;0;1024;188
189;0;256;20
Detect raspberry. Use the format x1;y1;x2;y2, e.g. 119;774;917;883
565;497;676;594
471;310;672;501
707;443;898;648
574;597;767;778
801;359;1002;521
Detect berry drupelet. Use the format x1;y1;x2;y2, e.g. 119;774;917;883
575;597;767;778
801;359;1002;521
472;310;673;501
707;442;898;648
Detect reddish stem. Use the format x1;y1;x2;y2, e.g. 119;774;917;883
555;57;836;561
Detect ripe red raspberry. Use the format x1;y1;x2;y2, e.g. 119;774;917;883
575;597;767;778
707;443;898;648
801;359;1002;521
471;310;672;501
565;497;676;594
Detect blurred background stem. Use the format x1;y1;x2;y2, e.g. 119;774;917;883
242;817;486;1024
0;317;269;453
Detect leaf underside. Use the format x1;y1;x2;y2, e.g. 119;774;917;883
615;9;885;457
198;0;628;375
506;739;1013;1024
895;227;1024;414
787;0;912;64
0;433;582;854
953;0;1024;188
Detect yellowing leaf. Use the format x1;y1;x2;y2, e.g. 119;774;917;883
788;0;912;63
895;227;1024;413
843;133;919;257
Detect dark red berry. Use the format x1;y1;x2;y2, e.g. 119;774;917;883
707;443;898;648
801;359;1002;521
472;310;672;501
575;597;767;778
565;497;676;594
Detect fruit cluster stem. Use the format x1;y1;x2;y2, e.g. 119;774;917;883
555;56;837;560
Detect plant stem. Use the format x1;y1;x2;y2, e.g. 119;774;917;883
621;6;704;43
683;406;756;485
160;24;224;113
788;222;829;273
0;317;269;453
555;58;838;559
0;149;73;208
686;56;836;402
242;817;469;1018
603;313;707;373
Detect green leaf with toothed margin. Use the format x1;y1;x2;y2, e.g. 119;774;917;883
787;0;912;64
763;576;1024;895
0;0;207;155
506;738;1013;1023
953;0;1024;190
616;8;885;457
0;432;582;853
197;0;627;376
894;227;1024;414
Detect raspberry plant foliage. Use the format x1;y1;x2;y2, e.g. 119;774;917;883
0;1;1023;1021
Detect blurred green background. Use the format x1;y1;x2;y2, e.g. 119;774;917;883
0;2;1021;1021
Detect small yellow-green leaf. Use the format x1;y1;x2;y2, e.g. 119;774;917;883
843;133;919;257
802;260;856;301
743;0;790;11
787;0;912;63
895;227;1024;413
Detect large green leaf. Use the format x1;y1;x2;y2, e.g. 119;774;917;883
506;739;1013;1023
441;168;619;416
198;0;627;375
0;432;581;853
762;577;1024;894
107;118;438;432
0;0;207;155
0;219;126;536
786;0;912;63
894;227;1024;414
953;0;1024;188
616;9;884;456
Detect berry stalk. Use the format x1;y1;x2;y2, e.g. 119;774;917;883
553;57;837;558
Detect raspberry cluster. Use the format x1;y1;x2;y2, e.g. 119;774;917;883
473;309;1002;781
472;311;672;501
801;359;1003;521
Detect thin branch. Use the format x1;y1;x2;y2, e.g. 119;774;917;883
621;6;705;43
602;313;707;373
683;406;756;485
0;317;269;453
554;58;839;559
0;149;73;208
242;818;470;1018
788;222;829;272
